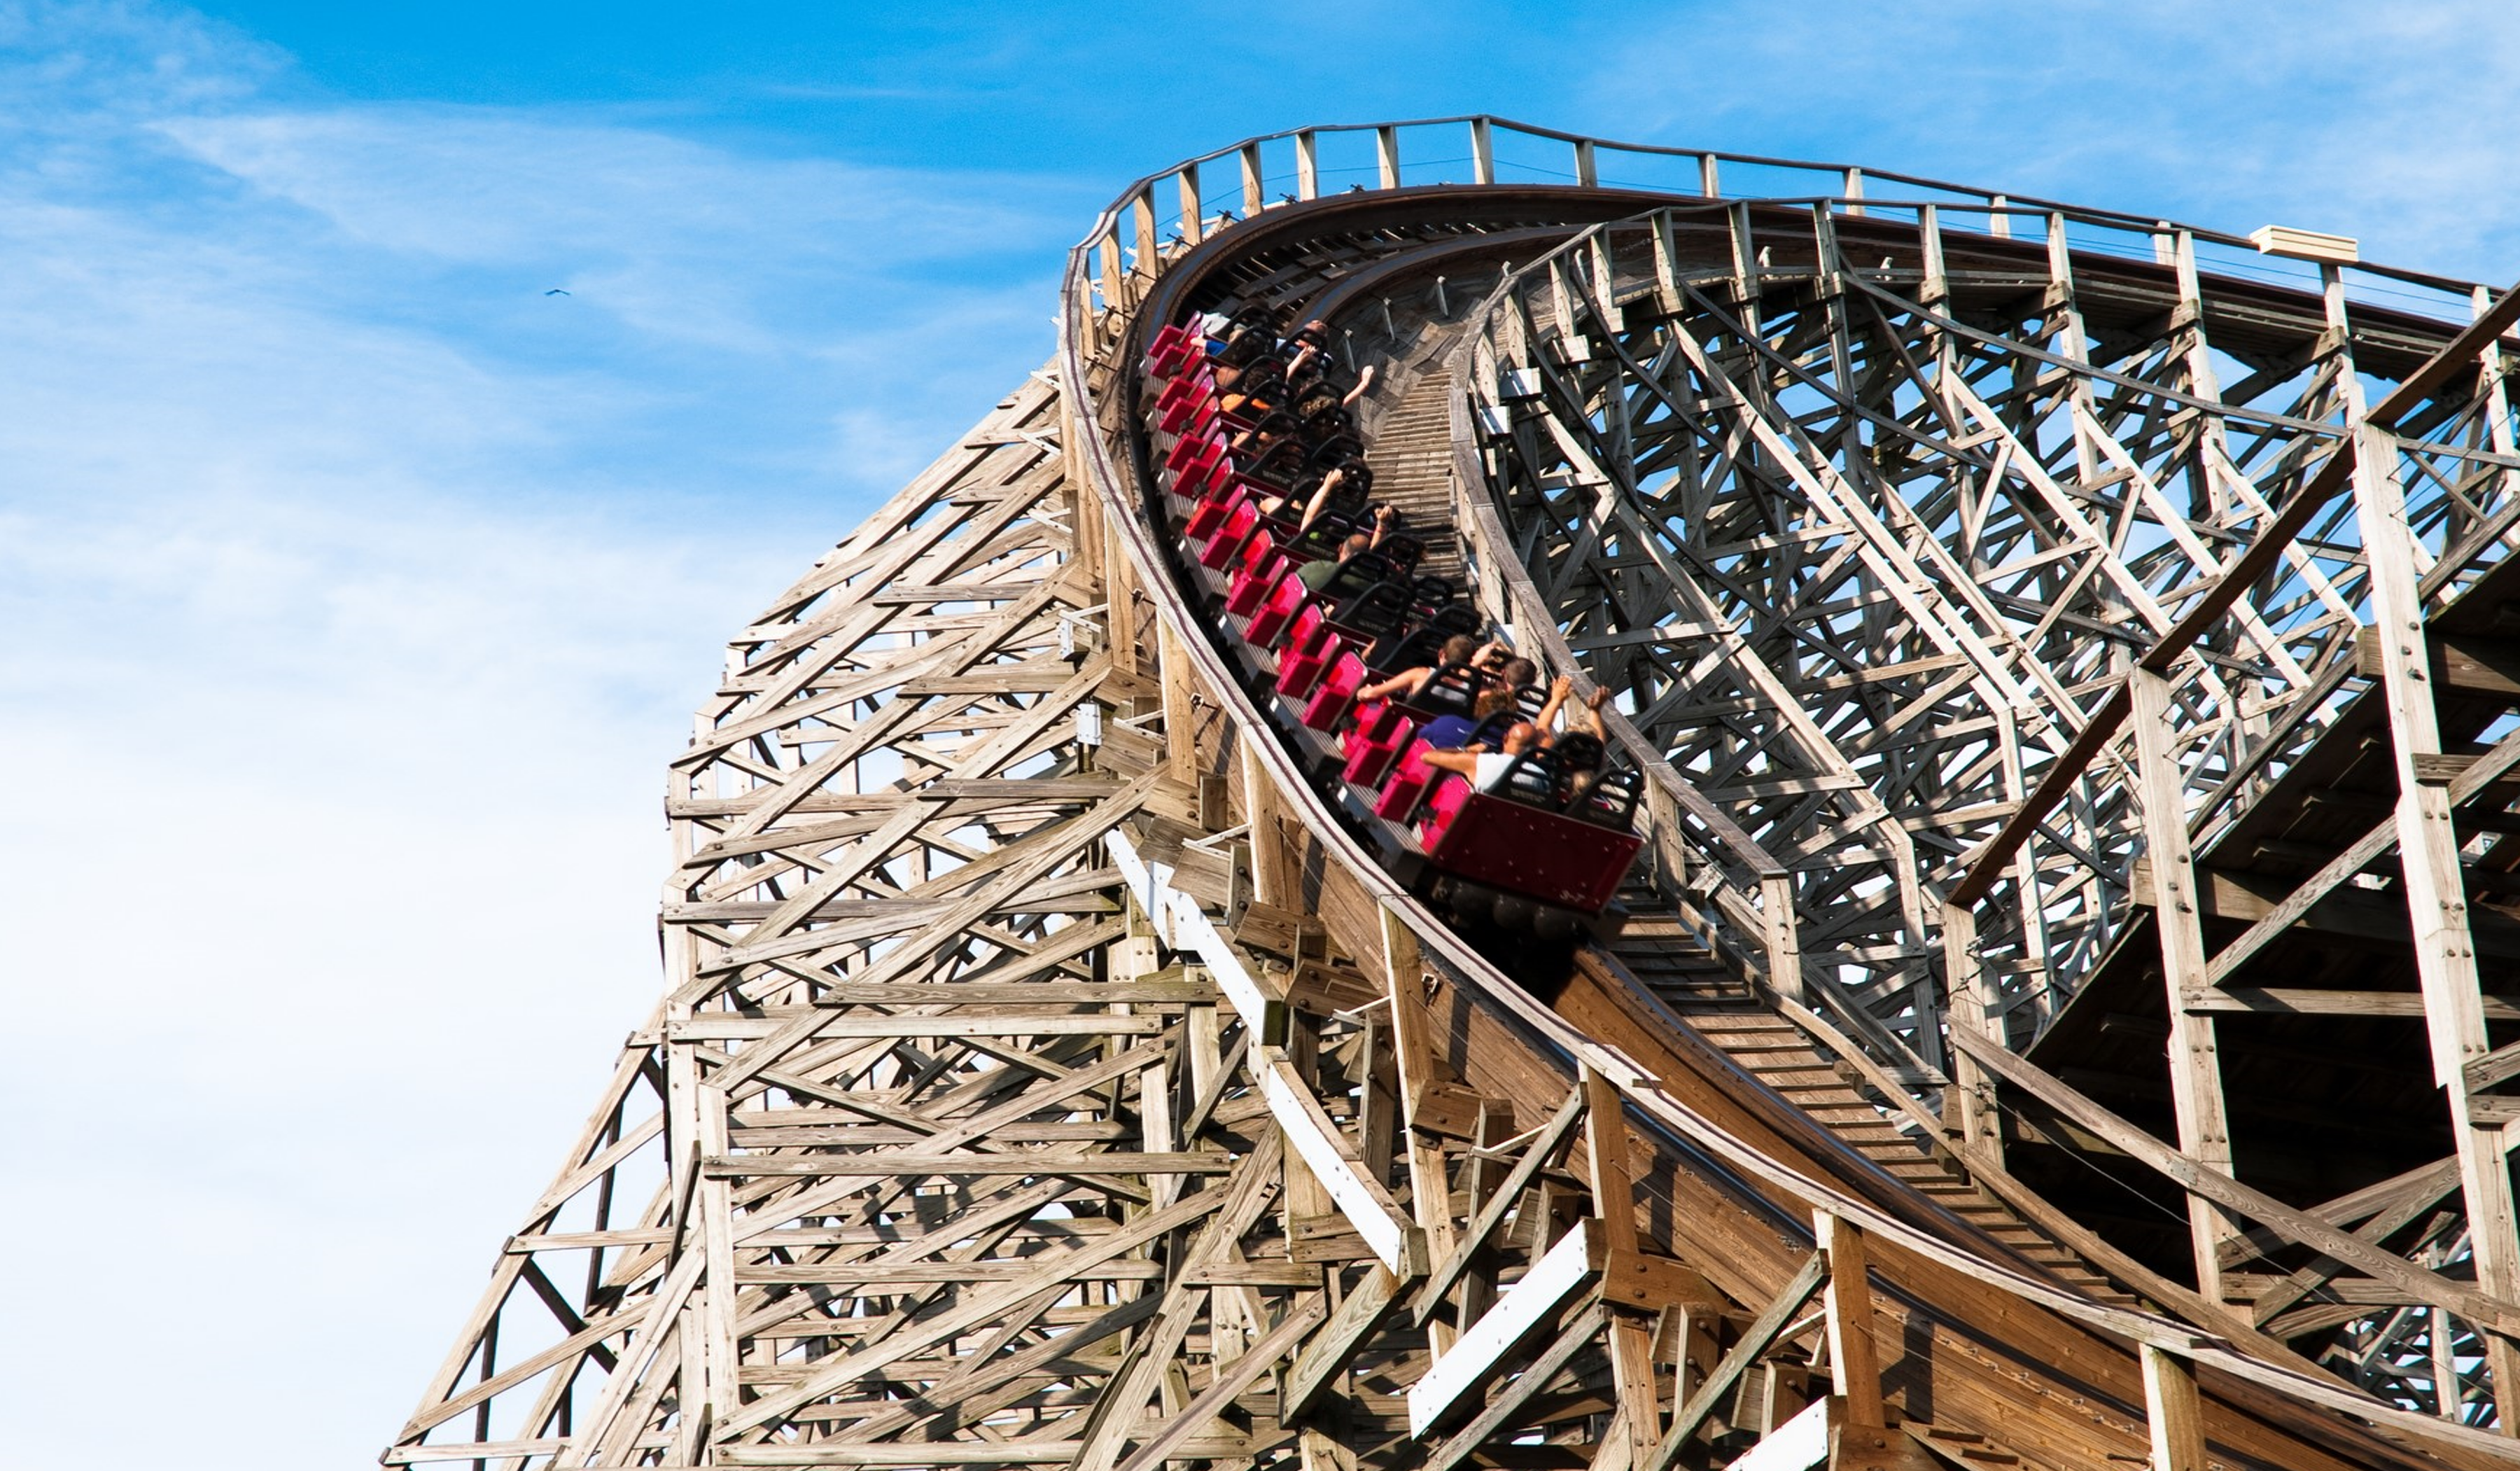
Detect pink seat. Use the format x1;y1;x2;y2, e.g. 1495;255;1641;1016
1173;450;1229;503
1275;612;1336;697
1373;741;1436;821
1342;707;1418;788
1225;545;1285;618
1184;484;1245;543
1144;323;1190;375
1301;652;1366;731
1154;377;1213;433
1420;774;1475;845
1198;502;1259;570
1174;437;1227;497
1247;574;1308;646
1340;699;1399;755
1151;371;1200;414
1166;430;1225;476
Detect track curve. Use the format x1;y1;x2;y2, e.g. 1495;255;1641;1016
385;120;2520;1471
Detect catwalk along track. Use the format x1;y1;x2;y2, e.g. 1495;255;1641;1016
384;120;2520;1471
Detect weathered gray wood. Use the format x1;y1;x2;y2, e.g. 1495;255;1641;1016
1952;1029;2520;1334
390;128;2520;1471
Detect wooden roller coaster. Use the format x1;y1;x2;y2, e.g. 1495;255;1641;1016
383;120;2520;1471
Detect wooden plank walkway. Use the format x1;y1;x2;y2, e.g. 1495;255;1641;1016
1364;369;1466;587
1601;922;2142;1310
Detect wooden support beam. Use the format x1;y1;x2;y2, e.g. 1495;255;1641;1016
1415;1091;1586;1326
1639;1253;1828;1471
2183;988;2520;1022
1112;1297;1329;1471
1587;1068;1662;1468
1814;1213;1882;1428
2129;668;2241;1299
2346;373;2520;1416
2357;625;2520;699
1424;1304;1611;1471
1724;1398;1828;1471
1949;1028;2520;1334
1406;1218;1602;1436
1282;1264;1407;1417
2136;857;2520;963
2142;1344;2207;1471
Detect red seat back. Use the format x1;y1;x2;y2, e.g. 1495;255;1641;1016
1226;549;1287;618
1198;503;1259;569
1301;653;1366;730
1420;774;1474;844
1342;712;1418;788
1275;616;1338;698
1372;742;1436;821
1184;483;1246;543
1175;451;1228;503
1166;429;1224;474
1247;574;1308;646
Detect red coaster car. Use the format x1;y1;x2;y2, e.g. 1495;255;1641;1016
1406;751;1642;942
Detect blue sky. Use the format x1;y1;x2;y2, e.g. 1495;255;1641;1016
4;3;2517;1467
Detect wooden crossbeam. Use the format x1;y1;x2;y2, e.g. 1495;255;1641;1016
1407;1220;1603;1436
1952;1028;2520;1333
1639;1252;1828;1471
1414;1090;1586;1325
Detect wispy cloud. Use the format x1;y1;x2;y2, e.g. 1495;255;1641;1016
0;6;1089;1466
17;3;2520;1467
1574;0;2520;281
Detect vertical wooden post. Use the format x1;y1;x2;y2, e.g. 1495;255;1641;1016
2172;232;2231;521
1294;130;1319;201
1727;202;1759;316
1841;165;1865;216
1939;900;2003;1160
1133;185;1158;274
1574;137;1597;187
1240;141;1265;216
1586;1068;1661;1468
2129;666;2240;1302
1376;125;1400;189
1760;873;1803;1002
1098;228;1125;313
1648;209;1681;315
1156;619;1199;787
1697;153;1719;197
2351;417;2520;1410
1381;905;1460;1321
2478;285;2519;463
2140;1344;2205;1471
1469;117;1495;186
1177;163;1203;245
1456;1099;1513;1334
1589;230;1623;335
2330;270;2520;1418
1918;204;1948;306
1814;1210;1884;1428
1239;739;1294;908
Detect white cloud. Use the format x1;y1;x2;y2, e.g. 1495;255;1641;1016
0;6;1084;1467
19;2;2520;1467
1574;0;2520;283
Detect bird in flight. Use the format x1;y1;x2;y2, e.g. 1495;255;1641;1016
545;288;571;296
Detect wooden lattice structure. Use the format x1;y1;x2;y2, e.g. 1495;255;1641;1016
384;121;2520;1471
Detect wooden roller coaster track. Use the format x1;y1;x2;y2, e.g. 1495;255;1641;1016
383;118;2520;1471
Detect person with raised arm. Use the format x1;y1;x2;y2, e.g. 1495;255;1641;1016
1357;634;1483;705
1416;719;1543;792
1295;506;1396;592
